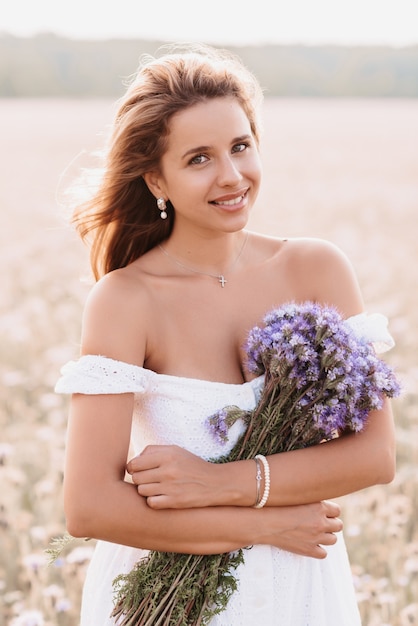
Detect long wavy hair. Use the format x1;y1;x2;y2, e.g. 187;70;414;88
72;43;264;280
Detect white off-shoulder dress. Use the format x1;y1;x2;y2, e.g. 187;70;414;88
55;313;394;626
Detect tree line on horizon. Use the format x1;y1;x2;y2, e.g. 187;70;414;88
1;33;418;98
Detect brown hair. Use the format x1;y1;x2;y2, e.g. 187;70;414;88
72;43;264;280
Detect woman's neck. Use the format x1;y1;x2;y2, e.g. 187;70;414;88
161;230;249;276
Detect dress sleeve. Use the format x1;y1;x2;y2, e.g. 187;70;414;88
54;355;148;395
345;312;395;354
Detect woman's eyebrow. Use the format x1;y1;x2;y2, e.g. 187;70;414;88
181;145;212;159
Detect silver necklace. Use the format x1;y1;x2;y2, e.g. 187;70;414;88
158;232;248;288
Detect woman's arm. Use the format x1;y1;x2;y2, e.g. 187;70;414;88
63;267;342;557
128;400;394;509
64;392;342;557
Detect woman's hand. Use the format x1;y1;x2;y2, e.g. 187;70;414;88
127;446;342;558
258;500;343;559
127;445;224;509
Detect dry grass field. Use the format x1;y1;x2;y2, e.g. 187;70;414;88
0;97;417;625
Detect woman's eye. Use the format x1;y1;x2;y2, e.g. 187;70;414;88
232;142;249;154
189;154;208;165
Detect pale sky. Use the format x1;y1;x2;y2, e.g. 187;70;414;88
2;0;418;46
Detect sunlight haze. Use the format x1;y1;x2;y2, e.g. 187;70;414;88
3;0;418;46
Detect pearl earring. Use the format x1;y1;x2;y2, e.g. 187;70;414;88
157;197;167;220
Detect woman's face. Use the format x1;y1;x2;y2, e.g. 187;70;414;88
151;97;262;236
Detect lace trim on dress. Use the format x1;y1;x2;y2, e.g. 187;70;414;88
54;354;148;395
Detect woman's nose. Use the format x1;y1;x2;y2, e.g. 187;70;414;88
217;156;243;186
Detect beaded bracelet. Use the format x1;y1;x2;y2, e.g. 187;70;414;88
254;456;262;506
254;454;271;509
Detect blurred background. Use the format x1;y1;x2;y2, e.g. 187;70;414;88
1;1;417;624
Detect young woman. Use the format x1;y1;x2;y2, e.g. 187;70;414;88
56;44;396;625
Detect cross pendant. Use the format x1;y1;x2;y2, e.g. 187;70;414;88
218;275;227;288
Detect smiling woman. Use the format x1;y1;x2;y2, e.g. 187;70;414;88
142;98;261;247
55;43;397;625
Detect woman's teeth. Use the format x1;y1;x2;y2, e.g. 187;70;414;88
213;195;243;206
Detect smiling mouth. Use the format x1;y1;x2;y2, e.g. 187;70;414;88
211;191;248;206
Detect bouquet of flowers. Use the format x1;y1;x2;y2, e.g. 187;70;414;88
111;302;400;626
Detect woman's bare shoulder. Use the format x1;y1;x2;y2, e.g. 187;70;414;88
79;264;154;364
251;233;344;264
289;237;363;315
85;264;152;312
252;234;364;316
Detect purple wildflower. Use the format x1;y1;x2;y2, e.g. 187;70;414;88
207;405;251;445
207;301;400;460
207;407;230;444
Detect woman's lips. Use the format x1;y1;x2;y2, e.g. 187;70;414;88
210;189;248;207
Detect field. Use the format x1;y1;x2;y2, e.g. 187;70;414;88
1;97;417;625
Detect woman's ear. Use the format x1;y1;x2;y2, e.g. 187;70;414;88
143;171;165;200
